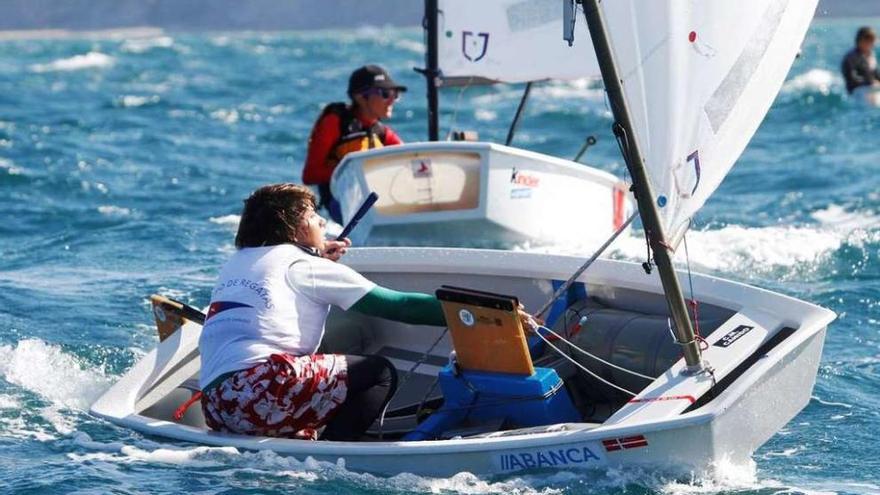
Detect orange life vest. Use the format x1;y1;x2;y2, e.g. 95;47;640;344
323;103;387;169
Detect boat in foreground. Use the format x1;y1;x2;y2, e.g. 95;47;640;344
90;248;832;476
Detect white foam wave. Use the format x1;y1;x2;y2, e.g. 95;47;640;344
393;39;424;54
658;457;759;495
0;395;20;409
811;395;854;409
522;224;839;274
0;157;24;175
97;205;132;216
475;109;497;122
811;204;880;231
209;214;240;227
782;68;838;95
521;203;880;275
0;339;111;410
64;436;567;494
60;431;852;495
120;36;175;54
117;95;161;108
652;204;880;273
210;108;239;124
31;51;114;72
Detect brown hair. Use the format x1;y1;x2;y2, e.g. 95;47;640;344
234;183;316;248
857;26;876;44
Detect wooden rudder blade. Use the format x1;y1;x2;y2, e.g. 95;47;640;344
149;294;206;341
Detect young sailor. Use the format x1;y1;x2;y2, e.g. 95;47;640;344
302;65;406;224
841;26;880;95
198;183;443;441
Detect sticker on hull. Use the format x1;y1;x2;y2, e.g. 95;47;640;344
495;445;603;472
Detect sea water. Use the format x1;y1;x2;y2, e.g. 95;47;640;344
1;18;879;495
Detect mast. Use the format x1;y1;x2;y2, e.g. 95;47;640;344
581;0;705;371
424;0;440;141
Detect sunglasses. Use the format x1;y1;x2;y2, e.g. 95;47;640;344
362;87;400;101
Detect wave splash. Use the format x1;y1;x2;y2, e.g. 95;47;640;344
0;338;111;410
30;51;115;72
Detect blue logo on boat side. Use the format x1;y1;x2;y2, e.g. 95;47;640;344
497;446;601;471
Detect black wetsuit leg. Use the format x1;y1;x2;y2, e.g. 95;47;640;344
320;355;398;441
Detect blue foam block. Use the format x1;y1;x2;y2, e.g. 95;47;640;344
404;366;579;441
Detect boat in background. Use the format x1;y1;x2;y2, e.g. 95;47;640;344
332;141;628;247
92;0;832;478
331;0;631;248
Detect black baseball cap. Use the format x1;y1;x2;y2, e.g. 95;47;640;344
347;65;408;95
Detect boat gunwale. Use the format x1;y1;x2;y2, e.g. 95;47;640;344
90;249;834;460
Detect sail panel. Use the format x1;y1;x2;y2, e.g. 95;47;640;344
598;0;817;241
437;0;600;83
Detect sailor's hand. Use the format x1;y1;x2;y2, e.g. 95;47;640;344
517;303;543;334
322;238;351;261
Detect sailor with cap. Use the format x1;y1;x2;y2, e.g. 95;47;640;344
302;65;407;223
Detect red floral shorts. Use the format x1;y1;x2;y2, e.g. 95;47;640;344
201;353;348;440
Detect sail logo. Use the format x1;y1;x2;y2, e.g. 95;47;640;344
462;31;489;62
497;446;602;472
673;150;701;199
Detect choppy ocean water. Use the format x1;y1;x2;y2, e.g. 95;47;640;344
0;17;878;495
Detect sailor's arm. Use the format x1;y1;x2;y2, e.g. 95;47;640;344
350;286;446;326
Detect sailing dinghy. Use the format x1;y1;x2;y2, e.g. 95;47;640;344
330;0;631;247
92;0;833;477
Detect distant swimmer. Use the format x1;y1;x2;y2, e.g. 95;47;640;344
302;65;406;224
841;26;880;96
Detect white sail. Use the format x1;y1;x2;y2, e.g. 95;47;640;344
437;0;600;84
598;0;817;241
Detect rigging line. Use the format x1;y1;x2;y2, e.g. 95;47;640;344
613;122;651;272
444;78;473;140
377;327;449;439
534;210;638;319
533;327;638;397
535;324;656;381
682;230;708;350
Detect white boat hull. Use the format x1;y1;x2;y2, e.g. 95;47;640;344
91;248;832;477
330;142;630;247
